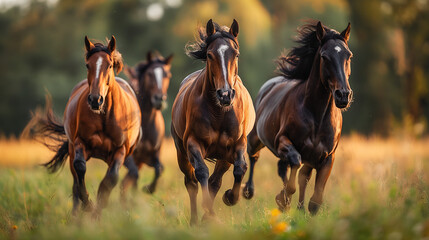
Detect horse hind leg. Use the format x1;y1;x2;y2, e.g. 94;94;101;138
94;146;126;218
243;127;264;200
120;156;140;203
276;136;302;211
143;153;163;194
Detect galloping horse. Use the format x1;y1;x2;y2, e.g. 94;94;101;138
242;21;353;215
171;19;255;224
26;36;141;216
121;51;173;195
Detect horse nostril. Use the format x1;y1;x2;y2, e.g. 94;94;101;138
216;90;223;99
87;95;92;105
98;96;103;105
231;89;236;99
334;90;342;99
344;91;350;99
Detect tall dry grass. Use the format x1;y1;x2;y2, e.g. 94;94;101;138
0;135;428;239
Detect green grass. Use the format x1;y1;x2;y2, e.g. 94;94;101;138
1;136;429;239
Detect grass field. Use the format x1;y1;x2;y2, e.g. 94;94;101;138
1;135;429;239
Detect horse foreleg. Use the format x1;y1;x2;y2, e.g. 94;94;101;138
208;160;231;199
187;137;213;220
71;140;92;213
143;153;163;194
276;136;302;211
297;164;313;210
243;127;264;200
178;149;198;225
223;144;247;207
120;156;140;203
95;146;126;217
309;154;334;215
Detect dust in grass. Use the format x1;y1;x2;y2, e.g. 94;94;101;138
0;135;429;239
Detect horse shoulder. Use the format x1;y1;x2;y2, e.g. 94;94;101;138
64;80;90;141
111;78;141;148
235;76;255;135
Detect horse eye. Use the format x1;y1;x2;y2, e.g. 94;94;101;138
86;64;89;69
207;53;214;60
109;65;113;69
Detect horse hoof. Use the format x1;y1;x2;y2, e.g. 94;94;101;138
275;190;290;212
201;213;219;223
189;217;198;226
81;200;94;212
308;200;321;215
242;184;254;199
297;202;305;212
91;210;102;220
143;185;155;194
222;189;236;206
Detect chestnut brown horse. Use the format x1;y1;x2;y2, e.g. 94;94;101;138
242;21;353;215
171;19;255;224
26;36;141;216
121;51;173;195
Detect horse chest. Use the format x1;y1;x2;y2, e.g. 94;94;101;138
298;123;339;166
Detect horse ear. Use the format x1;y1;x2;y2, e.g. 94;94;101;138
84;36;95;52
165;54;174;65
124;66;139;92
340;22;351;43
206;19;215;37
147;51;153;63
108;35;116;53
229;19;239;38
316;21;325;43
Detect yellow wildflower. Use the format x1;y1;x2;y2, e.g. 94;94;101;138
272;221;288;234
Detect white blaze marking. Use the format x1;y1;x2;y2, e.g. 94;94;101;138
95;57;103;79
217;44;230;88
335;46;341;53
154;67;163;89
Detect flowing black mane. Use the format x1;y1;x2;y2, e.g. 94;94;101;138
277;21;345;81
185;22;238;61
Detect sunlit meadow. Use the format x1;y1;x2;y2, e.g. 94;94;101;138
1;135;429;239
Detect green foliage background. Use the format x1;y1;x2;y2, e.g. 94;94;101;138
0;0;428;136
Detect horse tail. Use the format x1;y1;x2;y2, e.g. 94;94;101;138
22;94;69;173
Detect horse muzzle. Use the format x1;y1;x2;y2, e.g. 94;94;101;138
216;89;236;107
151;94;167;110
88;94;104;111
334;89;352;109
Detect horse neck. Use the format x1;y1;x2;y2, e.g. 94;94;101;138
303;51;335;122
201;67;215;96
104;74;122;115
137;92;157;122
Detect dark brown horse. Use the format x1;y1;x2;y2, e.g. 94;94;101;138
171;19;255;224
121;51;173;195
25;36;141;216
242;21;353;215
